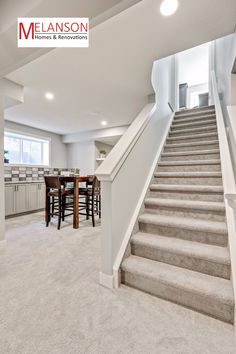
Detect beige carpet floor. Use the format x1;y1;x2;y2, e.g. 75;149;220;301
0;212;235;354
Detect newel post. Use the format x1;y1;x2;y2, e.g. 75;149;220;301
99;180;115;288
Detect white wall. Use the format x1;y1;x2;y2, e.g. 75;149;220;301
178;43;210;87
213;33;236;106
4;120;67;168
66;141;96;175
95;141;113;157
0;95;4;241
212;32;236;175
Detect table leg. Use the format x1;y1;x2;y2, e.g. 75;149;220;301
73;177;79;229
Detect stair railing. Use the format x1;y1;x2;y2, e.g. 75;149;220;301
95;102;174;288
211;71;236;309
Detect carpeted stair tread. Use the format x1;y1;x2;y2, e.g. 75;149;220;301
165;140;219;148
155;171;222;177
162;149;219;157
158;159;221;166
172;119;216;129
169;125;217;135
131;232;230;265
175;109;215;119
150;184;224;193
167;132;218;141
173;115;216;125
121;256;234;312
144;197;225;212
138;213;227;235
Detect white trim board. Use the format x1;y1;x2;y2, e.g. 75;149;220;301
99;271;114;289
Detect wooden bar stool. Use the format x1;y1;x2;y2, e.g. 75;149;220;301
44;176;74;230
79;176;101;227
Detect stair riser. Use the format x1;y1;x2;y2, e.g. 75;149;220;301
145;206;225;222
149;190;224;202
169;128;217;138
173;114;216;124
158;164;221;172
155;176;223;185
164;143;219;152
167;135;218;144
175;107;215;114
139;221;228;246
171;122;216;131
161;153;220;161
131;242;230;279
121;270;233;323
172;118;216;128
175;110;215;119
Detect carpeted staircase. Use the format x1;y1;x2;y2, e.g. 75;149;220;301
121;105;235;324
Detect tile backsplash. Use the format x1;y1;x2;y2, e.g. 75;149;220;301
4;166;75;182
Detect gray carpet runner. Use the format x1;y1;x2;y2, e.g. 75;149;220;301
121;105;234;323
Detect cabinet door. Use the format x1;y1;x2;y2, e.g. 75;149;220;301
15;185;27;214
5;185;15;216
27;184;38;211
37;183;46;209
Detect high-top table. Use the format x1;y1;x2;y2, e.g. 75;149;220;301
60;176;89;229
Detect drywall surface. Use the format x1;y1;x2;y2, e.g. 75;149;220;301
4;120;67;168
95;141;113;157
213;33;236;175
66;141;96;175
178;43;210;87
0;97;4;241
214;33;236;106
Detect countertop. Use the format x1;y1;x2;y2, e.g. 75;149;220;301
5;180;44;185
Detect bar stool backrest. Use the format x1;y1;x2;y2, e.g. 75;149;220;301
93;176;100;194
44;176;61;190
86;175;100;195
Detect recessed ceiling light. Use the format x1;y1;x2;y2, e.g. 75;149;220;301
101;121;107;126
160;0;179;16
45;92;54;100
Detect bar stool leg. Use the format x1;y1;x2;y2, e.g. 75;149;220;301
45;194;50;227
86;196;89;220
57;197;62;230
92;195;95;227
99;196;101;219
62;195;66;221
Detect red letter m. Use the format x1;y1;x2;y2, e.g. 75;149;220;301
19;22;34;39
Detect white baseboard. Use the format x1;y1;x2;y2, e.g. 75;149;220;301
0;240;6;250
99;271;114;289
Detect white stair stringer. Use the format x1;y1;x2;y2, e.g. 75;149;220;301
120;106;235;323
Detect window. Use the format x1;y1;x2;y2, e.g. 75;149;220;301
4;131;50;166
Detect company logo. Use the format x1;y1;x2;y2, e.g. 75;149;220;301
18;18;89;48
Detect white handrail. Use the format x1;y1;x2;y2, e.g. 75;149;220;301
211;71;236;315
211;71;236;194
95;103;156;181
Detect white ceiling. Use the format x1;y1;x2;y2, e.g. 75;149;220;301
0;0;42;32
0;0;129;77
5;0;236;135
178;43;210;86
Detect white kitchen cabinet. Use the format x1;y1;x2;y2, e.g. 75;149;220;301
15;184;28;214
5;185;15;216
37;183;46;209
5;182;46;217
27;183;38;211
